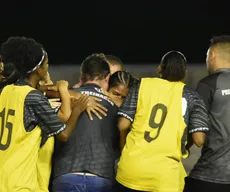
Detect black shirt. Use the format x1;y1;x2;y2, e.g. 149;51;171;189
53;83;120;180
118;80;209;156
189;68;230;184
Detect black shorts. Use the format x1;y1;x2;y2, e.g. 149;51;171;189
183;177;230;192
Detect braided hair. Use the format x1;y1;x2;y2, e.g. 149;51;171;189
109;71;134;90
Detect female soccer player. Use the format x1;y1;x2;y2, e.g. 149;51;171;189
0;36;88;192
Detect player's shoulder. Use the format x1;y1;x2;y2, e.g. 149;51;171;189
131;78;141;90
73;84;116;108
183;86;206;111
26;89;47;103
72;84;103;93
183;85;202;101
198;72;220;88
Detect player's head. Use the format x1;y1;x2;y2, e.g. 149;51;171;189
1;36;49;82
105;55;123;74
81;53;110;90
0;57;4;81
158;51;187;82
206;35;230;74
0;62;20;86
108;71;134;99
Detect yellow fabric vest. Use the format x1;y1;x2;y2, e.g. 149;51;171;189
0;84;55;192
117;78;187;192
0;84;41;191
37;137;54;192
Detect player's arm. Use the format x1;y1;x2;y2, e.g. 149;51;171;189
45;85;107;120
38;80;83;99
39;80;73;123
56;81;71;123
118;116;132;151
72;82;82;88
187;88;210;148
57;95;88;142
117;82;140;150
69;88;108;120
37;85;54;94
41;86;82;99
29;91;88;142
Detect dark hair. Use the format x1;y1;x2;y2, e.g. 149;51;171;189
160;51;187;81
109;71;134;90
0;63;20;89
2;63;20;83
81;53;110;82
105;55;123;68
1;36;45;77
210;35;230;47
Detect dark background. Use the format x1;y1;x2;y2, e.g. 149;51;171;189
1;1;227;170
1;1;230;64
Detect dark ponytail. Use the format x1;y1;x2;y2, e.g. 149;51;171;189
160;51;186;81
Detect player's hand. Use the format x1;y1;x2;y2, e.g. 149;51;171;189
39;72;53;86
72;82;81;88
86;96;107;120
53;80;69;91
47;84;58;92
71;95;89;113
48;98;61;108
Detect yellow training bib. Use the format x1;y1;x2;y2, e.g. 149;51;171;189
0;85;41;192
37;137;54;192
117;78;187;192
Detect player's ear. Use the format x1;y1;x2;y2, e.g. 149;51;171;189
105;73;110;83
183;70;187;82
79;72;83;84
210;48;216;59
157;65;162;75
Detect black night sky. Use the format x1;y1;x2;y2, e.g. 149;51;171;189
1;1;230;64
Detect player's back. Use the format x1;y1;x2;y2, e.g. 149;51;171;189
0;85;41;192
53;83;120;181
117;78;186;191
190;69;230;183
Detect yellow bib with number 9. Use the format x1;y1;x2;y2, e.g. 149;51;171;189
117;78;187;192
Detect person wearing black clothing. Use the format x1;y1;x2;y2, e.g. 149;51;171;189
72;54;123;89
52;53;120;192
184;35;230;192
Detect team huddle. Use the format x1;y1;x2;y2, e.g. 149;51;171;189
0;35;230;192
